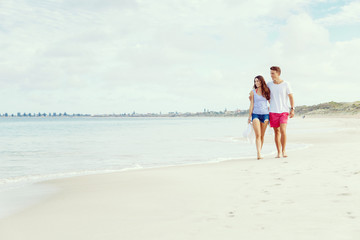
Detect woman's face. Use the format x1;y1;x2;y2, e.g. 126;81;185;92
254;78;261;88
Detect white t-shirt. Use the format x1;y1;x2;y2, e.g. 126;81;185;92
267;80;293;113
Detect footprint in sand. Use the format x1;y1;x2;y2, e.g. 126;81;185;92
337;193;351;196
206;217;217;221
273;177;284;185
228;211;235;217
282;199;294;204
346;212;356;219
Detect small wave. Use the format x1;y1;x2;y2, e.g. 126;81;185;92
0;164;144;192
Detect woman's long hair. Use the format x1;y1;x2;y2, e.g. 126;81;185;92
253;75;270;100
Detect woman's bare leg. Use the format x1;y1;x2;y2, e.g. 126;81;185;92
252;119;263;160
260;120;269;150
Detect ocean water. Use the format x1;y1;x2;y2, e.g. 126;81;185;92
0;116;308;218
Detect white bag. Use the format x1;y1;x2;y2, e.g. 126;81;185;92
243;122;255;143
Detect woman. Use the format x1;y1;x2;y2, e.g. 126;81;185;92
248;75;271;160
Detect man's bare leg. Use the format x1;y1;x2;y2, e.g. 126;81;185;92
280;123;288;157
273;127;281;158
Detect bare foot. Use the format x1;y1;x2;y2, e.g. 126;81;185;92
282;152;288;158
257;155;263;160
275;153;281;158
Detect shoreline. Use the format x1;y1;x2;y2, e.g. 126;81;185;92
0;140;310;220
0;117;359;239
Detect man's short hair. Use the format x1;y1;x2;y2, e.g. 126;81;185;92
270;66;281;75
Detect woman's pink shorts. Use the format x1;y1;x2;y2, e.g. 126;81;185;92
269;112;289;128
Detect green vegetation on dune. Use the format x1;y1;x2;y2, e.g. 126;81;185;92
296;101;360;115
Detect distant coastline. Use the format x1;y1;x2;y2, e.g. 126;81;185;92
1;101;359;118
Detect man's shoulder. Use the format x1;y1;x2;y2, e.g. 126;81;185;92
266;81;273;85
283;80;293;93
277;80;290;88
282;80;291;85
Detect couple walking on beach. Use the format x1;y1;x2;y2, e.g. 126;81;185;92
248;66;295;160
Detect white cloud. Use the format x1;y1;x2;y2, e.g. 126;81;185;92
316;1;360;26
268;12;360;104
0;0;359;114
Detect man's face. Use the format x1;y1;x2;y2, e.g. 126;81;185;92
270;70;279;80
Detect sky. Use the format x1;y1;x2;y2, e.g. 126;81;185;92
0;0;359;114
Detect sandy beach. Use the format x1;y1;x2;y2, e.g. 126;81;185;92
0;117;359;240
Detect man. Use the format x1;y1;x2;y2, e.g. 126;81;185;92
267;66;295;158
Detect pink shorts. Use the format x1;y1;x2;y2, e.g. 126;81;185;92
269;112;289;128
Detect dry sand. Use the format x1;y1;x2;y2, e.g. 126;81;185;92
0;117;359;240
